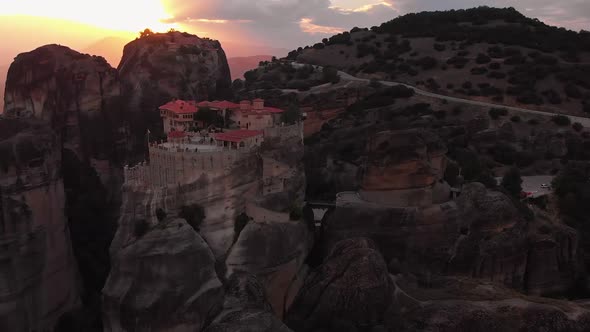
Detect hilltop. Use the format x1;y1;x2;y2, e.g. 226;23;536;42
285;7;590;117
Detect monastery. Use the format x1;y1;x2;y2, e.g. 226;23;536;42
125;98;297;188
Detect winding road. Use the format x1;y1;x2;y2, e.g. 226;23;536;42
292;62;590;127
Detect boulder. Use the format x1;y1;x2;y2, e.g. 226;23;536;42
204;274;293;332
286;238;394;331
102;218;223;332
225;220;313;317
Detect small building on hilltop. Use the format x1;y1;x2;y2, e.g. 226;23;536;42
159;100;198;133
212;129;263;150
234;99;285;130
159;98;284;133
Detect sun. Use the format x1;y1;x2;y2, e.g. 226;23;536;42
0;0;176;33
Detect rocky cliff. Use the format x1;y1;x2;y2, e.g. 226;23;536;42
4;44;126;167
0;119;80;331
118;31;232;151
103;218;223;332
104;124;307;330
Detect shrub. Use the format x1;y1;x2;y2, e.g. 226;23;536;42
452;106;463;115
552;115;571;126
156;208;167;222
487;46;504;58
447;56;469;68
489;62;501;70
434;43;446;51
583;101;590;113
289;203;303;221
417;56;437;70
471;67;488;75
565;83;583;99
517;91;543;105
434;110;447;119
487;71;507;79
501;167;523;198
510;115;521;122
313;43;325;50
369;78;382;88
476;53;491;64
179;204;206;232
573;122;584;132
233;213;250;242
528;118;540;125
489;107;508;119
462;81;473;89
134;219;149;237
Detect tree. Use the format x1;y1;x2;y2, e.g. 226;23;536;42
322;66;340;84
234;213;250;242
139;28;154;38
501;167;523;198
232;79;244;91
156;208;167;222
134;219;149;237
194;107;224;128
179;204;206;232
281;104;302;125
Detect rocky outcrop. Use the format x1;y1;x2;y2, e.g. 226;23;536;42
392;276;590;332
102;218;223;332
286;238;394;331
225;220;312;317
118;31;232;150
0;119;80;331
362;129;448;191
449;183;580;295
3;44;126;168
323;202;460;273
204;274;293;332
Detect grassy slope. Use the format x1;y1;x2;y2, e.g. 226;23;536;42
288;7;590;116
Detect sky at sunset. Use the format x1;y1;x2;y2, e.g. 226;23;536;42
0;0;589;67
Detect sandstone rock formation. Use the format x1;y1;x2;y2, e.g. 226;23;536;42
102;218;223;332
4;44;126;168
286;238;394;331
118;31;232;150
392;276;590;332
449;183;580;295
204;274;293;332
0;119;80;331
225;220;312;317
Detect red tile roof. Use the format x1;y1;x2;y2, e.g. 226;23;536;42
160;100;197;114
168;131;187;139
213;130;262;143
197;100;240;110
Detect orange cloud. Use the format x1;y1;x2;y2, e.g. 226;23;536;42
299;18;344;35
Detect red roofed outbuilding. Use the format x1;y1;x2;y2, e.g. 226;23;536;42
212;129;263;149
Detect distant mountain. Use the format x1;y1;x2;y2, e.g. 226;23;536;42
0;64;7;114
83;36;129;67
221;40;288;58
228;55;273;80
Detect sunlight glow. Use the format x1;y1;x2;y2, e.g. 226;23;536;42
0;0;176;32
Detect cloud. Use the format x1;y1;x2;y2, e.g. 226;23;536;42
300;18;344;35
161;0;590;49
162;0;398;46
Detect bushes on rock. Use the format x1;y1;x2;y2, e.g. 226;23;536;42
501;167;523;198
487;71;507;79
471;67;488;75
134;219;149;238
434;43;446;51
573;122;584;132
233;213;250;242
489;107;508;119
552;115;571;126
179;204;206;232
565;83;583;99
476;53;491;64
510;115;521;122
